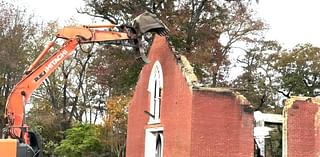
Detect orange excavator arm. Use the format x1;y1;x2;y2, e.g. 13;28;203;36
5;24;134;142
1;11;168;157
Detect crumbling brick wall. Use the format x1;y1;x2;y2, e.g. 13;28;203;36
126;36;254;157
191;89;254;157
283;97;320;157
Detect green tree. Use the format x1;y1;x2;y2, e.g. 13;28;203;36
273;43;320;97
100;94;130;157
233;40;283;113
55;124;103;157
27;101;62;155
81;0;266;87
0;0;37;130
88;46;143;95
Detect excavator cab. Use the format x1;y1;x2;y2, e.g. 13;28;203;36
0;130;42;157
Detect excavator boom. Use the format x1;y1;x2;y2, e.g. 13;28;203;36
1;11;168;157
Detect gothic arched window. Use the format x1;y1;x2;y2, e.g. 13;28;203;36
147;61;163;124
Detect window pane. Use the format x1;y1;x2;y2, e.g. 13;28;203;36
158;88;161;119
155;134;162;157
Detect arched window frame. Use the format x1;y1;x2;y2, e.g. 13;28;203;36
147;60;163;124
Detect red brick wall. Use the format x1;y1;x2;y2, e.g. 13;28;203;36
126;36;193;157
238;100;254;157
285;99;320;157
191;90;254;157
126;36;254;157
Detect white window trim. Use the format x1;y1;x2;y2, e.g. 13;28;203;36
144;127;164;157
147;61;163;124
148;119;161;125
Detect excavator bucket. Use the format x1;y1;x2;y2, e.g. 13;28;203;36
132;12;169;63
133;12;169;36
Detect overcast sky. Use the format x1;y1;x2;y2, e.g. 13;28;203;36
14;0;320;49
257;0;320;48
17;0;97;24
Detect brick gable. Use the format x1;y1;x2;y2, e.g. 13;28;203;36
126;36;254;157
